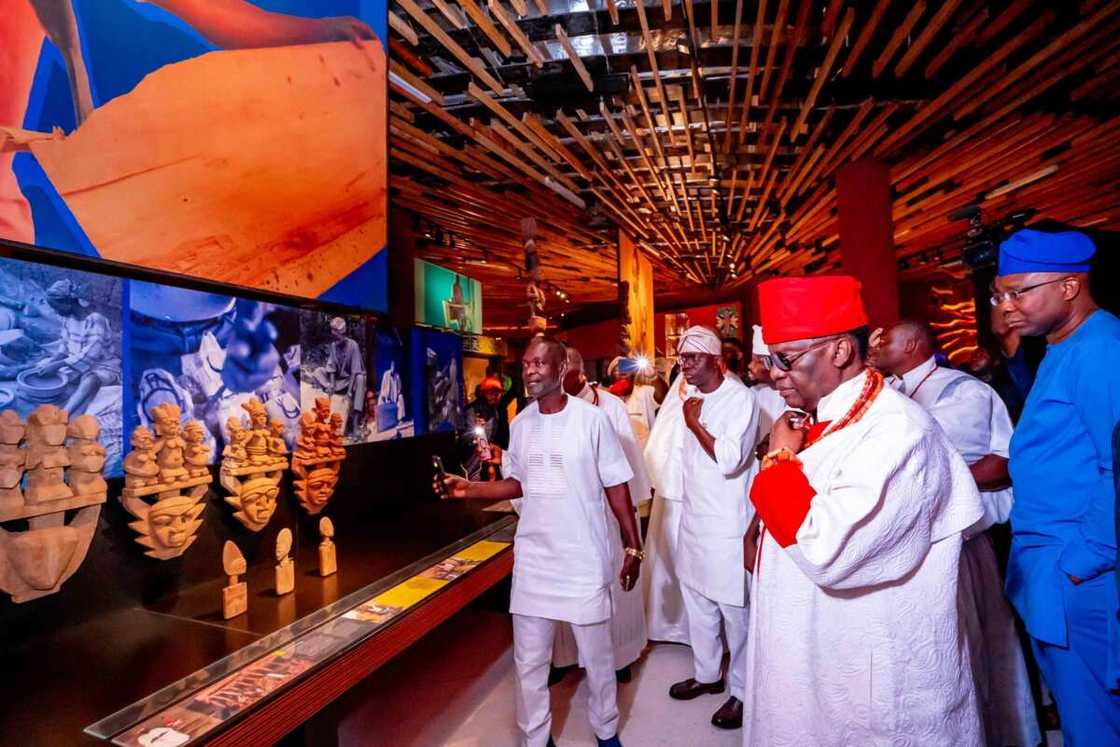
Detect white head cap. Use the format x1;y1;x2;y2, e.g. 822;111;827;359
676;326;721;356
752;324;769;357
330;317;347;333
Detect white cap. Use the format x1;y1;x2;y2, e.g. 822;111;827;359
677;326;721;355
752;325;769;356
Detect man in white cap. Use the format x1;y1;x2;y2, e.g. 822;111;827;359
747;324;788;441
551;345;650;684
313;316;366;438
668;325;759;730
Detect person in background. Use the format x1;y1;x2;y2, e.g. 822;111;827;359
439;338;641;747
746;325;788;442
720;337;746;381
993;228;1120;744
745;275;984;745
31;279;119;416
877;319;1039;747
967;344;1025;422
668;325;758;731
550;345;650;685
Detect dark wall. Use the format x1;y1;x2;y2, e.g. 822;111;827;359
0;431;457;641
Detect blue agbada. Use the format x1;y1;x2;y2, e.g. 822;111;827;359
1005;310;1120;742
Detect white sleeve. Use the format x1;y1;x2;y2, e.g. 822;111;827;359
594;412;634;489
930;378;996;465
708;388;758;477
789;420;952;590
609;403;652;505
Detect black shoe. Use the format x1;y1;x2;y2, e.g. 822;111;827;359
548;664;574;687
668;677;725;700
711;696;743;729
615;664;632;683
597;735;622;747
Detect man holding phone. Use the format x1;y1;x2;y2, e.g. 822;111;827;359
437;337;642;747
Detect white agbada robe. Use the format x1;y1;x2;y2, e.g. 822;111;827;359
553;384;650;670
750;383;787;443
744;371;985;746
901;357;1040;747
678;375;758;698
502;395;633;745
642;374;690;644
626;383;658;449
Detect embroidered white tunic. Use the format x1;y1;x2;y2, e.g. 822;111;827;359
503;396;633;625
745;371;985;746
677;375;759;606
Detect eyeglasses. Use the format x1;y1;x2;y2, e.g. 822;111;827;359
989;277;1069;306
769;337;839;372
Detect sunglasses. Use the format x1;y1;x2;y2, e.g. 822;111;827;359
769;337;839;372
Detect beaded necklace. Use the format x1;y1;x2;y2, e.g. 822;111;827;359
802;368;885;449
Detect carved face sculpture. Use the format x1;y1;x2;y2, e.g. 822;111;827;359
314;399;331;422
183;421;204;444
148;497;199;550
304;466;340;508
71;441;105;472
152;404;182;440
0;410;25;444
239;477;280;526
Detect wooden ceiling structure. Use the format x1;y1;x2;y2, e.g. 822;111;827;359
388;0;1120;331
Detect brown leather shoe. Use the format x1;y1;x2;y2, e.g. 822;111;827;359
668;677;725;700
711;696;743;729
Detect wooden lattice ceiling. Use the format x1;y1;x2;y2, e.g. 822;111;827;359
388;0;1120;330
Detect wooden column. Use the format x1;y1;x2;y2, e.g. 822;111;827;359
835;159;899;327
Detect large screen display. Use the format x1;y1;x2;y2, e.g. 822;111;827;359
414;259;483;334
1;0;388;311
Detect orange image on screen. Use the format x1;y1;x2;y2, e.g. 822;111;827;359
0;1;387;300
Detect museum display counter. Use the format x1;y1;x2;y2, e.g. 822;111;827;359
2;502;514;746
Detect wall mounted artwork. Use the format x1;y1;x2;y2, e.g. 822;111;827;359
410;329;464;436
0;256;123;475
1;0;389;311
300;312;371;446
0;406;107;603
414;260;483;334
292;399;346;516
219;398;289;532
127;283;302;474
120;403;211;560
369;325;413;442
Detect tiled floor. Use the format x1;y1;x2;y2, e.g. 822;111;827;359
337;604;1063;746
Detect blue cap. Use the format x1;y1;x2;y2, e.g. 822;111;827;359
997;228;1096;277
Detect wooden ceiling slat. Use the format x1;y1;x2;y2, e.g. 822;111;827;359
841;0;891;79
389;10;420;45
396;0;506;93
489;0;544;65
790;6;853;142
871;1;926;79
736;0;769;146
894;0;963;78
457;0;513;57
757;0;791;105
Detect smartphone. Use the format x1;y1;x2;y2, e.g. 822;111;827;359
474;425;492;462
432;455;447;497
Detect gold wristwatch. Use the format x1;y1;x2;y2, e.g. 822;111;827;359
624;547;645;561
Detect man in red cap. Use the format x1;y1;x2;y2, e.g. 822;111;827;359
743;275;985;745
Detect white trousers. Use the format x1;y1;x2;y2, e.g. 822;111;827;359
681;583;748;700
643;494;689;644
553;578;647;669
513;613;619;747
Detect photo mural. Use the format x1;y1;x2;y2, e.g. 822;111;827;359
0;0;388;311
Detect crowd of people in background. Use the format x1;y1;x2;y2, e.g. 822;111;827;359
441;226;1118;747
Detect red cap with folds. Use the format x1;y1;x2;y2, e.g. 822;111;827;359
758;275;869;344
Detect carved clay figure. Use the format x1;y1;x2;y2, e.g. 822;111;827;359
123;427;160;488
318;516;336;577
67;414;107;499
267;420;287;462
224;417;249;463
221;540;248;619
242;399;271;466
182;421;211;478
223;474;281;532
25;405;71;503
0;410;26;507
150;403;188;483
328;413;345;457
275;527;294;595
